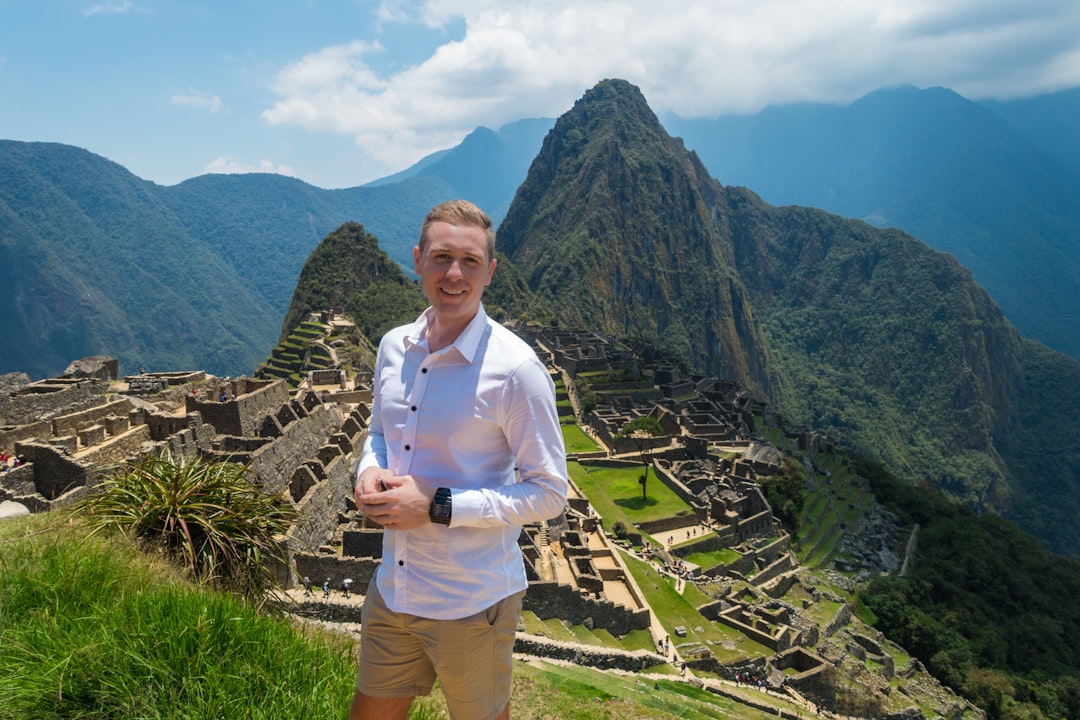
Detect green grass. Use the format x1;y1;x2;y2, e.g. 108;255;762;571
619;551;773;666
562;424;601;454
683;546;740;570
795;459;875;567
557;399;576;421
508;659;779;719
0;514;356;720
569;460;691;528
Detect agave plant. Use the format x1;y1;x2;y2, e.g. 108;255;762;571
81;451;294;600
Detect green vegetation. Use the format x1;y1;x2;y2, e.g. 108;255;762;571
856;457;1080;720
793;453;873;569
279;221;427;346
683;547;741;570
569;460;690;531
0;141;280;379
758;455;806;531
0;515;784;720
615;415;665;501
562;423;601;454
0;514;357;720
509;659;779;719
489;79;771;392
518;611;654;652
619;551;773;665
79;452;294;600
256;319;336;387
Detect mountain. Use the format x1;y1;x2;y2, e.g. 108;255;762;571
0;141;276;378
6;83;1077;379
276;221;427;345
0;144;458;379
365;118;554;225
983;86;1080;176
488;79;1080;562
494;80;774;393
664;85;1080;361
0;116;558;381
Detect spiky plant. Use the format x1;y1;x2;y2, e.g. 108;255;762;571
80;451;294;600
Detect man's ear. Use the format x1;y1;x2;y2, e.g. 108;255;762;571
413;245;422;274
486;257;497;286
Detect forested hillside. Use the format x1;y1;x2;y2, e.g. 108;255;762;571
0;141;274;378
495;79;774;393
666;85;1080;361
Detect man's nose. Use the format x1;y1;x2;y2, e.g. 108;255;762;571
447;259;464;279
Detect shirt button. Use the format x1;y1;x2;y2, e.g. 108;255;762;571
421;368;428;374
404;444;411;451
411;406;417;411
398;560;404;566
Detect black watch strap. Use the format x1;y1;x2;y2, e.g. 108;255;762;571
429;487;452;525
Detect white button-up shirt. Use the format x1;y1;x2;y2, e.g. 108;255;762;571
357;305;568;620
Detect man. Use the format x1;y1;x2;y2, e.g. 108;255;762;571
350;200;568;720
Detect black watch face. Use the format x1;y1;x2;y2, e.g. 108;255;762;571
432;504;451;518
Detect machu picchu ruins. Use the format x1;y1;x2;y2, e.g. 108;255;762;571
0;313;978;719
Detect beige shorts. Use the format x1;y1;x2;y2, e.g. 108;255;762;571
356;581;524;720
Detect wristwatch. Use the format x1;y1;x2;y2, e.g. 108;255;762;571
429;487;452;525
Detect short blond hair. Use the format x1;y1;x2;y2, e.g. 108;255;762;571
418;200;496;261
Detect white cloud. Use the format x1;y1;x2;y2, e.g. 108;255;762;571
83;0;133;16
262;0;1080;178
203;157;298;178
171;90;223;114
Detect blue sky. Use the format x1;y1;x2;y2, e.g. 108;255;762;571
3;0;1079;189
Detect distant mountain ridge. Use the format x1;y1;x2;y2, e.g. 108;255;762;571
3;82;1076;379
0;117;552;381
664;85;1080;360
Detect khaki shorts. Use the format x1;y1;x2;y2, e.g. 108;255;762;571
356;581;524;720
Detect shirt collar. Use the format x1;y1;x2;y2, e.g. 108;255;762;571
405;304;489;363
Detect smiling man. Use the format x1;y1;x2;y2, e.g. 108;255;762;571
350;200;569;720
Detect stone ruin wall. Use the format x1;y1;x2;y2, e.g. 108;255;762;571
0;378;109;428
187;378;287;437
288;447;357;553
523;580;651;636
513;634;665;673
1;367;367;584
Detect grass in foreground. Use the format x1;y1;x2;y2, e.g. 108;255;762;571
509;659;778;719
0;514;356;720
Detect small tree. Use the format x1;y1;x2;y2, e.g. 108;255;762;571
576;379;598;414
616;416;663;500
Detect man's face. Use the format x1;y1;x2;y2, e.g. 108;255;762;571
413;220;496;326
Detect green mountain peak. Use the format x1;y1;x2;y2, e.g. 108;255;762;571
494;79;775;394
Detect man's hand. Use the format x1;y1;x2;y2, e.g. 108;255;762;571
355;470;436;530
355;467;392;497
